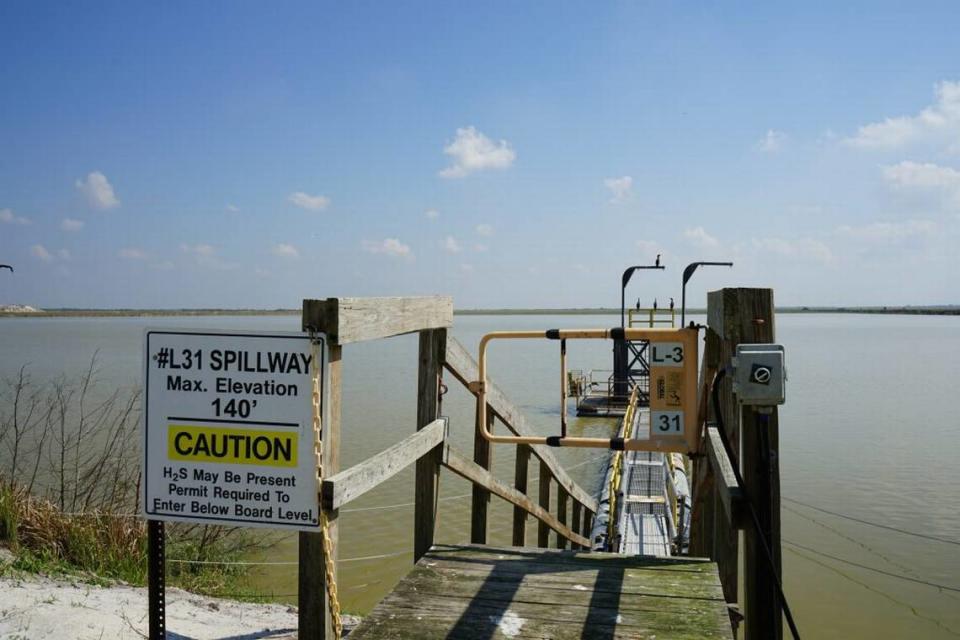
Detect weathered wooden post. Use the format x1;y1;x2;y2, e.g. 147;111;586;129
512;444;530;546
300;301;342;640
415;327;447;561
470;397;493;544
537;463;551;547
705;288;782;640
556;486;569;549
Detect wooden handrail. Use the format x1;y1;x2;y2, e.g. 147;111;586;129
302;296;452;345
442;444;590;548
322;418;447;511
705;426;745;529
444;339;599;514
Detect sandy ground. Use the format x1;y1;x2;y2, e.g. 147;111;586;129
0;574;358;640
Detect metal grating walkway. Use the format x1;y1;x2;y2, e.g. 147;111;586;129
617;411;674;556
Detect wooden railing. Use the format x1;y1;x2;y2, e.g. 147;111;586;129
299;296;600;639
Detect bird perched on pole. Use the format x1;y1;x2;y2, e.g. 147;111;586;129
655;254;661;267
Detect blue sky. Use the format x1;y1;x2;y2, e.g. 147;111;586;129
2;1;959;309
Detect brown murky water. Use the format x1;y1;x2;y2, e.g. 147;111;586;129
2;312;958;638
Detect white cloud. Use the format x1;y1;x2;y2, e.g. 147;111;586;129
439;126;515;178
60;218;84;232
0;208;30;225
604;176;633;203
30;244;53;261
179;243;236;270
752;237;834;264
75;171;119;209
57;249;71;261
845;80;960;150
683;226;719;248
119;247;148;260
288;192;330;211
475;223;494;237
882;161;960;209
362;238;413;259
473;243;488;252
836;219;936;242
425;209;440;220
441;236;461;253
272;243;300;259
755;130;787;153
180;243;216;257
225;204;240;212
460;263;475;273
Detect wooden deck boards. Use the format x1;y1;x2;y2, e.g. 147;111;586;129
348;544;732;639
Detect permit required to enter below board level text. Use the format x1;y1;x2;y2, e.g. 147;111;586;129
142;329;328;531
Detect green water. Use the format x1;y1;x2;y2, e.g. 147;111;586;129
1;312;958;638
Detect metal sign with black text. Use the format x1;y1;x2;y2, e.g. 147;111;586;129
142;329;326;531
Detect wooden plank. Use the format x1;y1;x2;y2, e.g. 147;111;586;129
298;340;341;640
444;339;599;513
512;444;530;547
443;446;589;548
470;396;493;544
302;296;452;346
705;426;745;529
538;460;551;547
556;486;568;549
415;329;447;562
321;418;446;511
348;544;732;639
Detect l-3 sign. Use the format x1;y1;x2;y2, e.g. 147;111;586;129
142;329;327;531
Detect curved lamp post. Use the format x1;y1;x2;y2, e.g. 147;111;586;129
681;261;733;326
621;263;665;329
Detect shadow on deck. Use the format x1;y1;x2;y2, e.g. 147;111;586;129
348;544;732;639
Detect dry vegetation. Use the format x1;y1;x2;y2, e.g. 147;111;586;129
0;355;270;596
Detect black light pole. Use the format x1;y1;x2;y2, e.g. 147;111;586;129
681;261;733;326
621;263;665;329
616;262;665;398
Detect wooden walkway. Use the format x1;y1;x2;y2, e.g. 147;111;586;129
348;544;732;639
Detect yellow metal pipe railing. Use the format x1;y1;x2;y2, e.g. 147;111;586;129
475;328;695;450
606;385;639;548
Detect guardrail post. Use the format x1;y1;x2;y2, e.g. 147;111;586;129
471;397;493;544
512;444;530;546
415;328;447;561
556;486;569;549
298;340;341;640
537;463;551;547
571;501;582;550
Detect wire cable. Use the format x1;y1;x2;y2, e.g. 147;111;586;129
711;368;802;640
783;539;960;593
783;497;960;547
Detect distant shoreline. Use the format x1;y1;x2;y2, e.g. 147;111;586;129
1;306;958;318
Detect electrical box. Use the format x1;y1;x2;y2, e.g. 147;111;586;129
733;344;786;406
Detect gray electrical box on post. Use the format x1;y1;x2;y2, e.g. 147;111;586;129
733;343;786;405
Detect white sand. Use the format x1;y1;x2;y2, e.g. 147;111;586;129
0;574;357;639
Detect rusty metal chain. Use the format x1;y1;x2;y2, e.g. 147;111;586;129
310;332;343;639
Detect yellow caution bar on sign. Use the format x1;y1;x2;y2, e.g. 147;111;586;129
167;424;298;467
